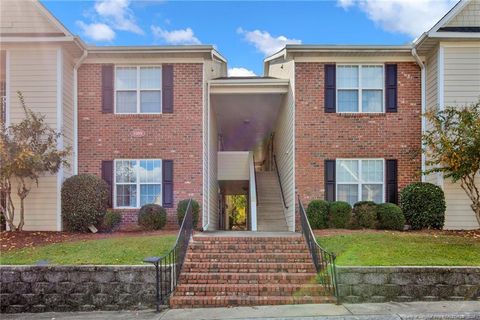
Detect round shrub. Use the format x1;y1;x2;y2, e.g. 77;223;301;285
400;182;446;230
377;203;405;231
138;204;167;230
306;200;330;229
328;201;352;228
61;174;109;232
101;210;123;233
350;201;378;229
177;199;200;228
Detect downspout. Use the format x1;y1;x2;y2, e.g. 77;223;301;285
73;50;88;175
411;48;426;182
72;52;87;174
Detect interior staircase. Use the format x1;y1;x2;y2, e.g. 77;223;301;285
169;233;336;308
256;171;289;232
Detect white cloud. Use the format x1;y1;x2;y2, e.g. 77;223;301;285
151;26;201;45
228;67;257;77
76;21;115;42
336;0;457;38
237;28;301;56
94;0;144;35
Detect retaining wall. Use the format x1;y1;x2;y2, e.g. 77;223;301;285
337;266;480;303
0;265;170;313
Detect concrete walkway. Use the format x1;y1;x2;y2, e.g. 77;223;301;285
3;301;480;320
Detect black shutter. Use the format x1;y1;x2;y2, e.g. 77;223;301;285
385;159;398;204
162;160;174;208
101;160;114;208
162;65;174;113
325;160;336;201
324;64;336;113
102;65;114;113
385;64;398;113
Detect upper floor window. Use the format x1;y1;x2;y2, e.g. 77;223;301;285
115;66;162;114
114;159;162;208
337;65;384;113
336;159;384;205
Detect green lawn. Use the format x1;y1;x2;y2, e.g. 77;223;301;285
317;232;480;266
0;235;177;265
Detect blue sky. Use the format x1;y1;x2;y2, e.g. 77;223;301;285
42;0;458;76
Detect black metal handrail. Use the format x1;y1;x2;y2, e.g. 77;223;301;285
144;199;194;311
273;154;288;209
298;196;339;301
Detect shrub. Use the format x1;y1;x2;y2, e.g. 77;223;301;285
400;182;446;230
177;199;200;228
138;204;167;230
61;174;109;232
100;210;122;233
306;200;330;229
350;201;378;229
328;201;352;228
377;203;405;231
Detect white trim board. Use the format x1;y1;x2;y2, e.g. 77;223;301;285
56;47;64;231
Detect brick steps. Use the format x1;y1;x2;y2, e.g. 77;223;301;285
174;284;328;296
170;295;335;308
170;233;335;308
185;252;312;263
183;262;316;273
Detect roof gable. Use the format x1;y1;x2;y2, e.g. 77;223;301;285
444;0;480;28
0;0;71;37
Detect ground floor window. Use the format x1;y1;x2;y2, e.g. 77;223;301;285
114;159;162;208
336;159;384;205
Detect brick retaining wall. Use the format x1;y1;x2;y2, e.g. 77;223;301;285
337;266;480;303
0;265;171;313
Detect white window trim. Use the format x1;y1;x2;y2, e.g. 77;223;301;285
114;159;163;209
336;64;385;113
336;158;385;204
114;66;163;115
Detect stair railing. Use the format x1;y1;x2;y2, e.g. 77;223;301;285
144;199;194;311
298;196;339;301
273;154;288;209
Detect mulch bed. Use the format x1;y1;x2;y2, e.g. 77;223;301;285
314;228;480;239
0;229;178;252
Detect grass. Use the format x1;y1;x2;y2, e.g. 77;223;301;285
0;235;177;265
317;232;480;266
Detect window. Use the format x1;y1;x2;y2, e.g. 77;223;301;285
115;66;162;114
114;159;162;208
336;159;384;205
337;65;384;113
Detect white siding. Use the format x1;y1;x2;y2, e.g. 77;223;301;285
207;109;219;230
269;59;296;231
217;152;250;181
7;46;60;231
444;46;480;106
446;0;480;27
441;44;480;230
0;0;61;34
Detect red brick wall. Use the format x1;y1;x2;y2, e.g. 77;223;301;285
77;63;204;229
295;62;422;205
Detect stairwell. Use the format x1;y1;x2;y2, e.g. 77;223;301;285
256;171;289;232
169;233;336;308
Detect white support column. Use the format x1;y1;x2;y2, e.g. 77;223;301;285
249;152;257;231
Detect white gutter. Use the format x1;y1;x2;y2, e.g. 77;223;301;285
411;48;426;182
73;49;88;175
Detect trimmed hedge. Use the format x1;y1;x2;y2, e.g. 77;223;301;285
328;201;352;228
306;200;330;229
138;204;167;230
177;199;200;228
61;174;109;232
400;182;446;230
350;201;378;229
377;203;405;231
101;210;122;233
